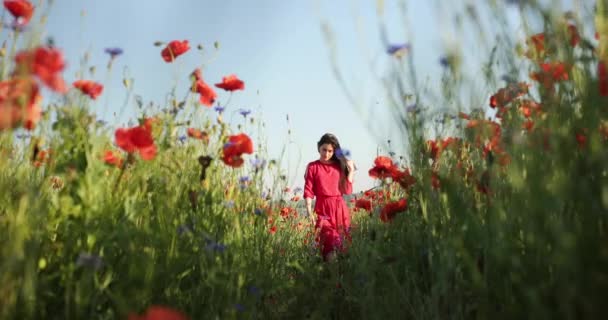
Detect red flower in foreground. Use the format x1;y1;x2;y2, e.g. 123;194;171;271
380;198;407;222
489;82;529;109
73;80;103;99
15;46;67;93
161;40;190;62
3;0;34;25
222;133;254;167
215;74;245;92
115;121;157;160
354;198;372;212
599;60;608;96
0;77;42;130
530;62;569;89
128;305;189;320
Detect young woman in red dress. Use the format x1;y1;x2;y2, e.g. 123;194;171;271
303;133;355;261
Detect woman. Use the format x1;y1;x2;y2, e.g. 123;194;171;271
303;133;355;261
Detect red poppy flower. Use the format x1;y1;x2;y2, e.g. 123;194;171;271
215;74;244;91
354;198;372;212
0;77;42;130
530;62;569;89
368;156;395;179
431;173;441;190
567;24;580;47
73;80;103;99
186;128;209;142
103;150;123;168
3;0;34;25
115;122;157;160
575;131;587;149
192;79;216;107
489;82;529;109
128;305;188;320
599;60;608;96
391;168;417;190
15;46;67;93
223;133;254;157
161;40;190;62
380;198;407;222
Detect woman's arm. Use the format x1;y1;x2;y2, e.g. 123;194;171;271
303;164;315;224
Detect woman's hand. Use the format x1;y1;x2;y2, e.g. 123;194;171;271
346;160;355;172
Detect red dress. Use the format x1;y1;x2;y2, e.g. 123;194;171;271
303;160;353;260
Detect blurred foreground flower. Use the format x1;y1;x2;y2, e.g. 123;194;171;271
3;0;34;26
15;46;68;93
128;306;188;320
386;43;410;58
0;77;42;130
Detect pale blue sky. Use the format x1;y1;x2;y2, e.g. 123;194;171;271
3;0;586;192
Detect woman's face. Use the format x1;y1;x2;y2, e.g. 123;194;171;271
318;143;334;162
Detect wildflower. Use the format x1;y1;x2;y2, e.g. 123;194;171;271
406;104;419;113
204;238;227;253
335;148;351;160
104;47;123;58
386;43;410;57
177;135;187;143
177;224;192;236
0;77;42;130
293;186;303;194
254;208;263;215
186;128;209;142
234;304;245;312
354;198;372;212
73;80;103;99
3;0;34;26
530;62;569;89
161;40;190;62
250;157;266;171
103;150;123;167
215;74;244;91
128;305;189;320
190;74;216;107
238;108;251;118
198;155;213;181
214;105;225;113
114;120;157;160
439;56;450;68
368;156;396;179
76;253;104;270
489;82;529;109
14;46;67;93
599;60;608;96
222;133;254;168
380;198;407;222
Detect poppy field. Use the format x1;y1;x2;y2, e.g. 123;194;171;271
2;1;608;319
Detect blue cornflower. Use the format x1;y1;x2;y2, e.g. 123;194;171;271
386;43;410;56
439;56;450;68
177;224;192;235
214;105;226;113
406;104;419;113
293;187;303;194
234;303;245;312
76;253;104;270
336;148;351;160
204;238;227;253
104;47;123;58
250;158;267;171
254;208;263;215
248;285;262;297
177;135;187;143
239;176;250;183
238;108;251;117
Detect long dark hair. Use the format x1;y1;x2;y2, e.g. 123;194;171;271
317;133;350;191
